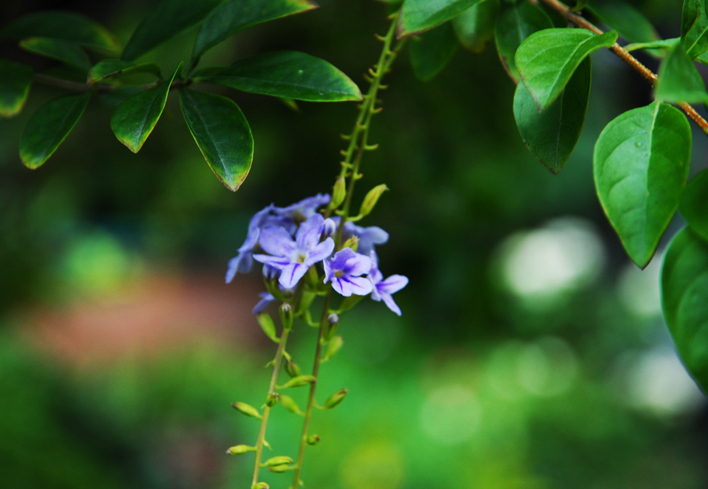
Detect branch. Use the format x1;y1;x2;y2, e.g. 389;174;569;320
537;0;708;134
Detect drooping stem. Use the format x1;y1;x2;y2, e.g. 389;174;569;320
251;326;290;488
290;12;406;489
535;0;708;134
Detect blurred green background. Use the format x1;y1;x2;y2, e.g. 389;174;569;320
1;0;708;488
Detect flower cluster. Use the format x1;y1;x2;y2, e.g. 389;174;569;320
227;195;408;315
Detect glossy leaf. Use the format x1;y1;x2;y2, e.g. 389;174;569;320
586;0;658;43
179;89;254;191
409;23;458;81
0;59;33;117
0;10;118;52
682;0;708;59
203;51;361;102
19;93;90;169
87;60;161;85
594;102;691;268
452;0;500;53
110;65;180;153
680;169;708;242
661;227;708;393
655;43;708;104
516;28;617;110
625;38;679;55
514;57;591;175
398;0;484;37
19;37;90;72
122;0;222;61
192;0;318;61
494;1;553;83
97;86;143;109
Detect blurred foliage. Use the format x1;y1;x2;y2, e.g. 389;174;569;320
1;0;707;488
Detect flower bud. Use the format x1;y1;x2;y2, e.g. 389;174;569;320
279;394;304;415
280;375;316;389
330;177;346;209
279;303;293;330
324;388;348;409
341;235;359;252
284;358;302;378
323;218;337;238
252;483;269;489
226;444;255;455
263;456;294;467
266;393;279;407
359;184;388;217
324;313;340;342
306;434;321;445
324;335;344;361
231;401;262;419
268;464;293;473
257;313;279;343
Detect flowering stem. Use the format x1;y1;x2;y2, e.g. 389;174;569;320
251;326;290;488
291;11;406;489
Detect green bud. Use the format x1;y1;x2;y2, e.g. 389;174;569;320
306;434;321;445
263;456;294;467
341;235;358;252
359;184;388;217
252;483;269;489
330;176;346;209
324;335;344;361
280;375;316;389
268;464;293;473
257;314;279;343
279;394;304;415
232;401;262;419
226;444;255;455
324;388;349;409
339;294;363;313
284;358;302;378
279;303;293;330
297;291;316;315
324;313;339;342
266;393;279;407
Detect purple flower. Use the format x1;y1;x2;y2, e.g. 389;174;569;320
253;214;335;289
252;292;276;314
273;194;331;223
324;248;374;297
331;218;389;256
368;251;408;316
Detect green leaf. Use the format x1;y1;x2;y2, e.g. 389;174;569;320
409;23;458;81
661;227;708;393
682;0;708;59
179;89;254;191
516;28;617;110
203;51;361;102
97;86;144;109
680;169;708;242
453;0;500;53
87;59;161;85
0;10;118;52
398;0;484;37
122;0;223;61
513;57;591;175
19;93;90;169
586;0;659;43
625;38;679;56
110;64;180;153
19;37;90;72
494;1;553;83
192;0;318;62
655;43;708;104
0;59;33;117
594;101;691;268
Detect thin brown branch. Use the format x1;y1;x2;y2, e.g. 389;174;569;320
538;0;708;134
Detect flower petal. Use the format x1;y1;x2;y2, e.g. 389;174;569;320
226;252;252;283
330;248;357;270
296;214;325;250
275;194;330;221
345;252;372;277
377;275;408;295
279;262;308;289
343;276;373;296
252;292;275;314
253;254;291;269
381;293;402;316
307;237;335;265
259;225;296;257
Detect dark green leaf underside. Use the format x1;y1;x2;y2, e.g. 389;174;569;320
179;89;254;191
453;0;500;53
594;101;691;268
0;59;33;117
20;37;91;71
655;43;708;103
204;51;361;102
661;227;708;393
586;0;658;43
88;59;161;85
409;23;458;81
680;169;708;242
20;92;90;169
398;0;484;38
